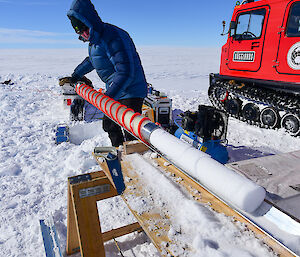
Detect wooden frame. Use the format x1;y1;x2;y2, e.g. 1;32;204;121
93;150;176;256
67;141;295;257
66;171;141;257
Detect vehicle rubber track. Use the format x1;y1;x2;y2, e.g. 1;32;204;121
208;79;300;135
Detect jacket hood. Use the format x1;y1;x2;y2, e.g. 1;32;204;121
67;0;103;34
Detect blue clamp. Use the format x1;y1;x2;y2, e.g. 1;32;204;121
94;147;125;195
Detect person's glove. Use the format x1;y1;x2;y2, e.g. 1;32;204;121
59;76;93;87
98;88;106;94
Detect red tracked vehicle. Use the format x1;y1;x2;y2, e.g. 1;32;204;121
209;0;300;136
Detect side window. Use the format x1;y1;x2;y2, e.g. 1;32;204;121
235;9;266;40
287;2;300;37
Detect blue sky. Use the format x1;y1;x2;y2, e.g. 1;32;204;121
0;0;235;48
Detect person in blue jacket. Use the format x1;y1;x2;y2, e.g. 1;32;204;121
67;0;148;147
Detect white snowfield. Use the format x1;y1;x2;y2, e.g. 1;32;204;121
0;48;300;257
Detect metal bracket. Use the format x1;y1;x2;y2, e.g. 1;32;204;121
94;147;118;157
69;174;92;185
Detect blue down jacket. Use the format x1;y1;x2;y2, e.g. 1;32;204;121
67;0;147;100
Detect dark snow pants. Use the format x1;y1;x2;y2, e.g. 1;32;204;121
102;98;144;147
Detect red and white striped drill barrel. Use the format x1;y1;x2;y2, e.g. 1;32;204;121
75;83;152;142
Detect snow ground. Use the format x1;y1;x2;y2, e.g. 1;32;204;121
0;47;300;257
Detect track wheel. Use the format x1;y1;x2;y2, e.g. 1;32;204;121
260;107;280;129
214;87;228;102
242;103;260;121
281;113;300;136
225;99;241;116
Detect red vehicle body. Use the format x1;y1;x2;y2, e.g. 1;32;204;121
221;0;300;87
209;0;300;136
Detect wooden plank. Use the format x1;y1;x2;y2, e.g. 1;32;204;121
123;141;149;155
89;170;107;179
102;222;142;242
70;182;106;257
66;171;118;256
154;157;296;257
68;222;143;255
66;183;80;255
70;176;118;202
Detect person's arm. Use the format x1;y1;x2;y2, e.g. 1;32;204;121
72;56;94;80
104;38;134;98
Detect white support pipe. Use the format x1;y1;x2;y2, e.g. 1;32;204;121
75;83;266;213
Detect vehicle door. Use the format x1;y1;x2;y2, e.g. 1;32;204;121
276;1;300;74
227;6;269;71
